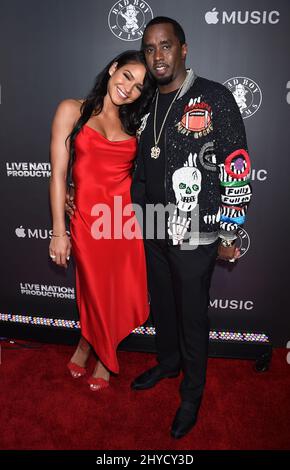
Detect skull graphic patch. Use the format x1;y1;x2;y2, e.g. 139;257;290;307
172;153;202;212
168;153;201;245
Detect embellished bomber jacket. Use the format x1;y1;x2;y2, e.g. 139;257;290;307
131;69;252;246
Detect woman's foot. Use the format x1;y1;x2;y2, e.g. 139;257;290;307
88;360;110;391
68;337;91;378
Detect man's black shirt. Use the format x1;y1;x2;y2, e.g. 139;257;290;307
142;89;178;206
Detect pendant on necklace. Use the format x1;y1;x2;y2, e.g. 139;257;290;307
151;146;161;159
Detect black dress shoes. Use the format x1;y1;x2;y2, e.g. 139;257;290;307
171;401;200;439
131;365;179;390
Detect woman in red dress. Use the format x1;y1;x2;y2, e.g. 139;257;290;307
49;51;154;390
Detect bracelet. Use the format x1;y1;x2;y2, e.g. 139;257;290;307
51;233;68;238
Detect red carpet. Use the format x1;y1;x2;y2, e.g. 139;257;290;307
0;341;289;450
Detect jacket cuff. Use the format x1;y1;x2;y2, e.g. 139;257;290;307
218;229;238;242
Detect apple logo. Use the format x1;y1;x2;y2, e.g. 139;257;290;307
205;8;219;24
15;226;26;238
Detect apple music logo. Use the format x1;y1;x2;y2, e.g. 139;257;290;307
15;227;70;239
205;8;219;24
205;8;280;25
15;226;26;238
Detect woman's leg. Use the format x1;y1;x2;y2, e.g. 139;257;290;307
69;336;91;377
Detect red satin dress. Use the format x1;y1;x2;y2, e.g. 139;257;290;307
70;124;149;374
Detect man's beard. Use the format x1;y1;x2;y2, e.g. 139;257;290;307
155;73;174;86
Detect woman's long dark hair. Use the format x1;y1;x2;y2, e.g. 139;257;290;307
67;50;155;184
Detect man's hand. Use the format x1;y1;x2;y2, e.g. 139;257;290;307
217;242;240;262
65;185;76;218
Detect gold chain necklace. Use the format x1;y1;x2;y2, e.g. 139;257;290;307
151;77;186;159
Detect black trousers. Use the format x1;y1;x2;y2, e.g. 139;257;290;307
144;238;219;403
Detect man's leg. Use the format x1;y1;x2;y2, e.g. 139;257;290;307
168;241;218;438
131;239;181;390
168;241;218;403
145;239;181;372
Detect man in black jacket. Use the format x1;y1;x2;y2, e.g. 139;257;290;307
131;17;252;439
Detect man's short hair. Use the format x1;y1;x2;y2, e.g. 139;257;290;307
142;16;186;47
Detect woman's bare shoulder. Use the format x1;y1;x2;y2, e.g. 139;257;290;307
53;99;83;128
56;99;83;116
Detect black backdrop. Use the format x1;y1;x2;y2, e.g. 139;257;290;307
0;0;290;347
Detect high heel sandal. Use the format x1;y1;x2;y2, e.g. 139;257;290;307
67;337;90;378
87;376;110;391
67;361;86;378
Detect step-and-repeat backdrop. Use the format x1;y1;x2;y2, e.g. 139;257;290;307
0;0;289;347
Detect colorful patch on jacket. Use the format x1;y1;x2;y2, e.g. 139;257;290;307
168;153;201;246
224;149;250;180
219;149;252;211
198;142;217;171
172;152;202;212
176;96;213;139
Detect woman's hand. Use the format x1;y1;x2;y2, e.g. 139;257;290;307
49;234;71;268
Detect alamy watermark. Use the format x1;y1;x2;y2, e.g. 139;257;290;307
89;196;200;250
